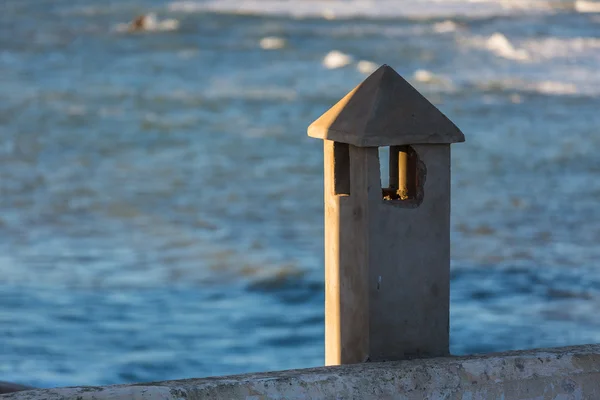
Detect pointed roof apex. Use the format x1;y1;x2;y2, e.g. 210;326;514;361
307;65;465;147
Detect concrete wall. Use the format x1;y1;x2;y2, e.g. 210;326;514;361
4;344;600;400
369;144;451;361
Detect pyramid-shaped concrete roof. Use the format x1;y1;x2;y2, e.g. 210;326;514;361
308;65;465;147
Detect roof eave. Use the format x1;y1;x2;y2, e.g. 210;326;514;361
307;125;465;147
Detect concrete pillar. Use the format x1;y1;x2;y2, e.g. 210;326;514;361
308;65;465;364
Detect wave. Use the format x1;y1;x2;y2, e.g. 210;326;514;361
485;33;531;61
575;0;600;13
113;13;180;33
520;37;600;60
356;60;379;74
322;50;353;69
259;36;286;50
466;32;600;65
478;79;579;95
465;33;530;62
168;0;562;19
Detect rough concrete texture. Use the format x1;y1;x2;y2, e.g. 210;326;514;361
4;344;600;400
368;145;450;361
322;143;452;364
323;141;372;365
369;144;451;361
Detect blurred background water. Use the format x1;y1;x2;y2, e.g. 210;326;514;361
1;0;600;389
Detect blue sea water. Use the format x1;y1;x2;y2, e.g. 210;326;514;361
1;0;600;389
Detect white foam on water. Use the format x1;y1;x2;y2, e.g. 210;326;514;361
414;69;450;85
514;37;599;95
322;9;337;20
158;19;181;31
575;0;600;13
168;0;560;19
520;37;600;60
485;33;530;61
414;69;436;83
323;50;353;69
259;36;286;50
477;79;579;95
412;69;456;90
532;80;578;95
357;60;379;75
459;30;600;95
113;13;180;33
433;20;459;33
